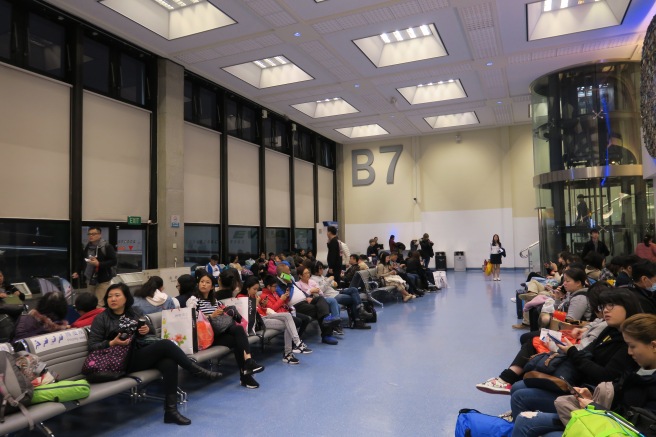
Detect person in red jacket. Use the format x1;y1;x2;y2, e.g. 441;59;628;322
71;292;105;328
259;275;311;338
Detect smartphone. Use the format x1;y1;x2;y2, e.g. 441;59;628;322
547;333;566;346
559;376;582;398
279;272;292;282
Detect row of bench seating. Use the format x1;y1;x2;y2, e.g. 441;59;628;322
0;313;283;436
0;268;407;435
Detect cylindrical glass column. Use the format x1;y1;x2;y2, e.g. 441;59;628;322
530;61;653;262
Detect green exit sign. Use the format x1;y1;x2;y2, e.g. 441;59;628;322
127;216;142;225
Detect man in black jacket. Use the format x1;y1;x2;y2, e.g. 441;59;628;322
72;227;117;307
326;226;341;279
581;228;610;260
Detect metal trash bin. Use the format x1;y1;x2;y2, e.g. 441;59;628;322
435;252;447;271
454;251;466;271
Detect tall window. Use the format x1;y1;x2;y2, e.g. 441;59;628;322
184;225;220;267
0;1;10;60
83;37;110;93
0;220;69;291
266;228;290;255
27;13;66;79
120;53;146;105
294;229;315;253
228;226;259;260
198;86;218;129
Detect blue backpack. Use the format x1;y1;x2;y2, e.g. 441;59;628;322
455;409;514;437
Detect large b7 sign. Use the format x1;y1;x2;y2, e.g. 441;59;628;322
351;145;403;187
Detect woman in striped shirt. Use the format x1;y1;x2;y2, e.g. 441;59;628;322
194;272;265;389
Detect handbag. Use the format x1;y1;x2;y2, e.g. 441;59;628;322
161;308;197;354
196;311;214;350
524;352;568;374
209;314;234;335
455;408;514;437
81;345;131;383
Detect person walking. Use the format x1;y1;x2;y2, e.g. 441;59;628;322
419;233;434;269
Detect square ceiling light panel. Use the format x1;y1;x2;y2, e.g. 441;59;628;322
397;79;467;105
291;97;359;118
222;56;314;89
424;112;479;129
527;0;630;41
99;0;235;40
335;124;389;139
353;24;447;68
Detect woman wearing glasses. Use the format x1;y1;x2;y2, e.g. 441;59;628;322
509;288;643;422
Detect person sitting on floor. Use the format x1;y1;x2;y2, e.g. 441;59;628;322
133;276;177;315
508;288;642;421
510;312;656;437
476;282;607;395
13;291;69;341
71;292;104;328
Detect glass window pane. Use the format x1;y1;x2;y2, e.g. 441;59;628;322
228;226;258;259
266;228;289;255
83;37;110;93
27;13;65;78
184;225;219;267
226;98;238;135
184;80;193;121
263;117;273;148
275;120;288;152
198;86;217;129
0;1;10;60
241;105;255;142
294;229;314;253
116;229;144;273
0;220;69;292
120;53;145;105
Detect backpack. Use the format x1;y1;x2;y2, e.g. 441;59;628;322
0;315;15;343
0;350;34;427
563;406;641;437
339;240;351;260
455;408;514;437
361;300;377;323
98;243;118;278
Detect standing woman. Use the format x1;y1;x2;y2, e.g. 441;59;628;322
193;272;264;389
88;283;221;426
419;233;434;269
489;234;505;281
635;234;656;262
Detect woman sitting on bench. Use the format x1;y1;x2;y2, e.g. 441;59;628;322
88;283;221;426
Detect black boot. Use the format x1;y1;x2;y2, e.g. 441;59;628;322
164;394;191;425
189;363;222;381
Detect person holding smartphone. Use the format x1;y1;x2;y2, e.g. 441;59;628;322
510;313;656;437
489;234;505;281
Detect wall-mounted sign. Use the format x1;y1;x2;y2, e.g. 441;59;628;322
127;216;141;225
171;215;180;228
352;145;403;186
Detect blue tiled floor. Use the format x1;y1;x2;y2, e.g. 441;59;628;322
20;271;527;436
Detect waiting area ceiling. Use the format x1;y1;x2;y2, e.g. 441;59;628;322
45;0;656;143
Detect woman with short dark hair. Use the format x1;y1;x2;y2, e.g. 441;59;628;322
88;283;220;425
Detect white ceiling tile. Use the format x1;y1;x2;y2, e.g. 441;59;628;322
265;11;297;27
235;39;263;52
418;0;450;11
508;53;532;64
469;27;499;58
363;8;394;24
388;1;423;19
336;14;369;30
255;34;284;47
459;3;494;31
299;41;335;62
557;45;582;56
532;49;557;60
493;104;513;125
330;65;359;81
313;20;343;34
246;0;283;15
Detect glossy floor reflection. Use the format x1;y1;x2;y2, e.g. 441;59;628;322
19;271;527;437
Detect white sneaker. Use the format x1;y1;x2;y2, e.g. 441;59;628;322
475;377;512;394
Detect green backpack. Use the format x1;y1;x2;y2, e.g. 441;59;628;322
563;406;644;437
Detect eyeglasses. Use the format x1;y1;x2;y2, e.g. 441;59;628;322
597;303;616;312
87;232;100;236
175;284;180;289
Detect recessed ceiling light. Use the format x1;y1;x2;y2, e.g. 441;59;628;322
407;28;416;39
354;84;360;88
359;23;446;68
397;79;467;105
381;33;391;43
420;25;431;36
393;30;404;42
497;101;503;104
292;97;358;118
335;124;388;138
294;32;301;37
224;56;313;89
528;0;622;41
486;61;494;66
424;112;479;129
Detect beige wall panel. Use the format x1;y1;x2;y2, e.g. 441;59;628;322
265;149;291;227
0;65;70;219
228;137;259;225
82;92;151;221
294;159;315;228
184;123;220;223
509;125;538;217
317;167;334;222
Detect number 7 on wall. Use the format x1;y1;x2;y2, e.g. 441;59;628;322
351;144;403;187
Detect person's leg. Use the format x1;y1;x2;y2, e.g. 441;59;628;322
89;282;110;307
325;297;341;318
292;313;311;337
264;315;296;354
334;293;355;317
510;382;559;419
511;412;564;437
